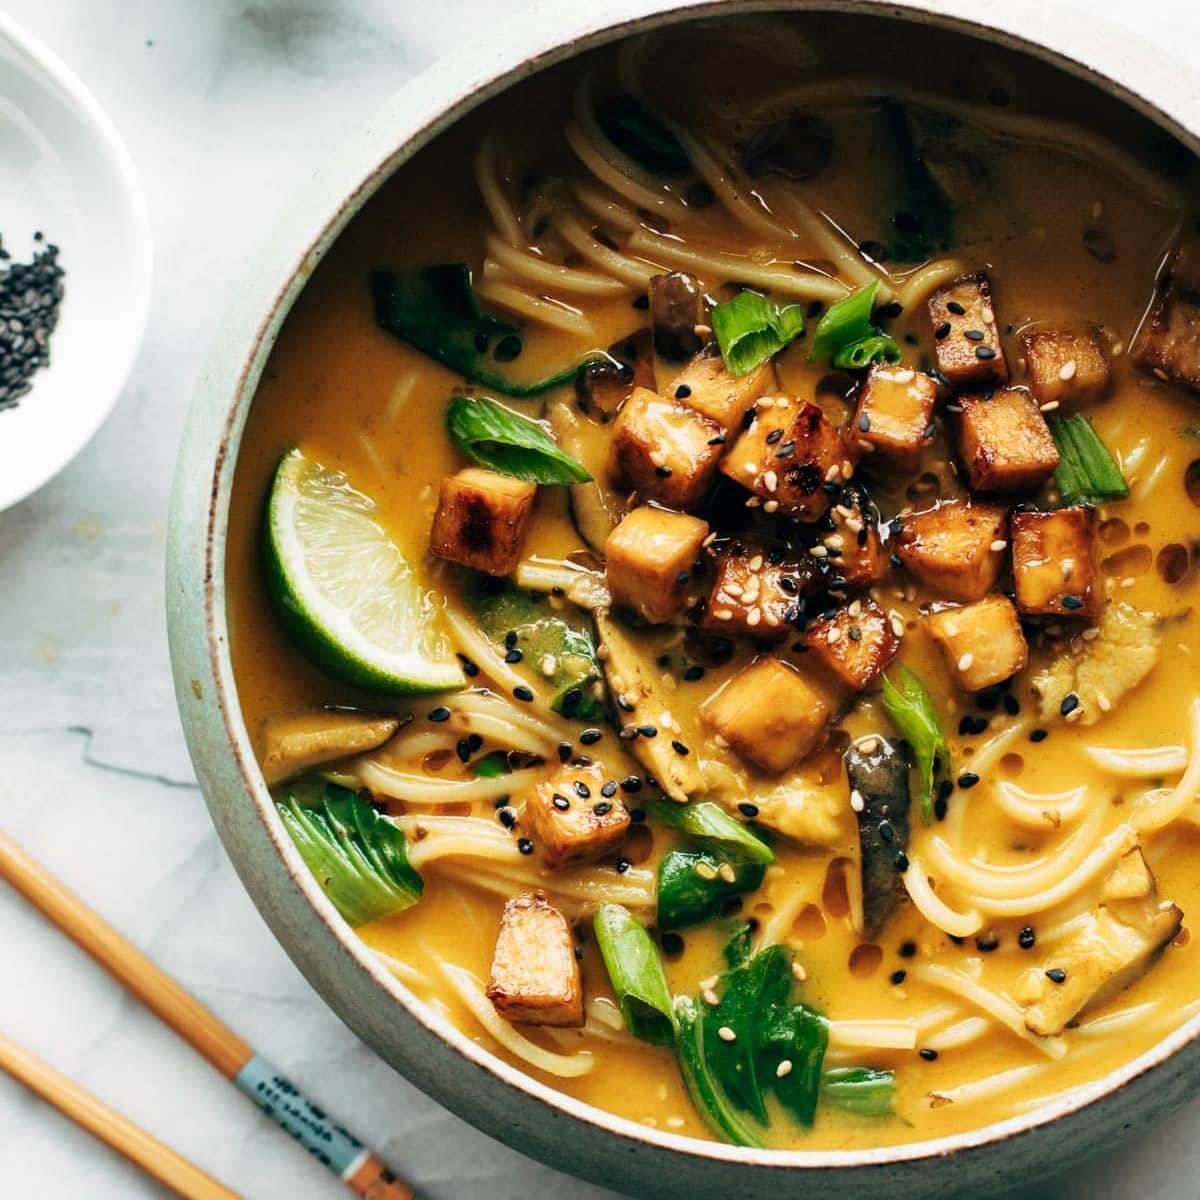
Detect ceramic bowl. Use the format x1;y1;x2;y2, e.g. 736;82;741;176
166;3;1200;1196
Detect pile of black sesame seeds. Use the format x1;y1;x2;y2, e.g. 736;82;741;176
0;232;64;412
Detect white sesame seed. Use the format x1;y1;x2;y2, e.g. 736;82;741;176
846;517;864;534
776;1060;794;1079
1065;706;1084;723
1060;558;1075;579
763;500;780;513
1097;692;1112;712
763;470;778;493
825;464;840;482
702;531;717;547
848;599;862;617
695;861;718;880
746;496;762;508
699;974;719;990
990;539;1007;552
540;654;557;677
649;450;666;468
764;610;781;627
718;863;737;884
717;1025;737;1042
827;626;842;644
981;306;995;324
748;554;764;572
850;788;865;813
1058;359;1078;381
714;608;733;621
890;614;906;638
892;368;916;384
957;652;974;672
791;961;807;982
702;988;720;1007
826;534;845;549
860;736;879;753
810;545;828;559
1040;400;1061;413
746;608;762;627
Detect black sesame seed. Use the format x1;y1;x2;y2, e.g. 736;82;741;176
1030;728;1049;743
879;820;894;844
630;807;646;824
975;933;999;952
504;648;523;663
456;739;471;764
498;808;516;828
1045;968;1067;984
675;383;692;399
632;293;649;310
1060;693;1080;717
919;1048;939;1062
593;800;612;816
601;780;617;798
580;728;602;745
857;411;871;432
889;553;903;569
675;570;690;585
552;793;570;811
766;428;784;444
899;940;918;959
517;837;534;855
957;772;980;789
974;346;997;360
621;775;643;793
895;850;910;872
428;706;451;722
1019;926;1036;950
672;739;690;756
574;944;584;961
683;665;705;682
504;630;518;649
1061;594;1084;610
561;687;583;714
934;797;949;821
557;741;573;764
616;857;631;874
776;440;795;458
890;969;907;985
468;733;483;752
573;780;591;799
655;465;673;478
963;328;985;342
738;802;759;818
1004;693;1020;716
639;724;658;738
946;300;966;315
457;654;479;677
619;725;640;741
513;686;534;703
661;931;685;957
617;696;636;714
934;321;951;340
707;432;727;446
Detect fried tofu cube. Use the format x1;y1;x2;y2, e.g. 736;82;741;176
1011;505;1101;619
804;598;899;692
703;544;810;639
925;595;1028;691
720;398;847;522
1132;282;1200;393
1021;329;1110;409
487;894;583;1027
953;388;1060;494
670;345;773;434
896;498;1009;602
928;271;1009;389
574;329;654;423
828;485;888;588
701;656;831;773
523;763;631;869
430;468;537;577
609;386;723;510
605;506;709;624
846;365;938;472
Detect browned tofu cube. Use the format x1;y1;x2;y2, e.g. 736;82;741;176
896;499;1009;602
1021;329;1110;409
703;544;811;638
609;386;723;510
430;468;536;577
670;345;773;434
486;894;583;1027
523;763;631;869
925;595;1028;691
1132;283;1200;393
928;272;1009;390
846;365;938;472
804;598;899;692
720;398;847;522
828;485;888;589
605;506;709;624
574;328;654;422
1011;505;1102;619
700;656;831;773
953;388;1059;495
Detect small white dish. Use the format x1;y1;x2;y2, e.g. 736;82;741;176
0;14;151;512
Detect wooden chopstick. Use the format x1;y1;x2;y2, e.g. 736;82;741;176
0;1032;241;1200
0;830;417;1200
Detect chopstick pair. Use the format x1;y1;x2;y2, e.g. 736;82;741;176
0;830;417;1200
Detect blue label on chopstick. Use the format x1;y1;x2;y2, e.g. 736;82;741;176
234;1053;367;1178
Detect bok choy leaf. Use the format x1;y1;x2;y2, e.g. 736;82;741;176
592;904;677;1046
645;799;776;865
275;781;422;926
821;1067;896;1117
446;396;591;485
881;666;950;824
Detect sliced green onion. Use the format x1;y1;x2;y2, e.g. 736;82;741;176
645;799;776;865
592;904;676;1046
275;781;422;926
446;396;591;485
1047;414;1129;505
711;289;805;376
762;1004;829;1127
372;265;602;397
808;279;901;369
675;997;765;1148
881;666;950;824
821;1067;896;1117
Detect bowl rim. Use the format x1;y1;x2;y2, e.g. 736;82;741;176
174;0;1200;1179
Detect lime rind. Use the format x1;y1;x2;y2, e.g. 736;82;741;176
264;448;465;694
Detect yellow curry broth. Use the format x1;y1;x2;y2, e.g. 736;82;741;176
228;16;1200;1150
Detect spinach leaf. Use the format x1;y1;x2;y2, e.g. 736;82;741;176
446;396;591;485
598;95;690;175
372;265;602;397
275;780;422;926
881;666;950;824
645;799;776;865
711;289;805;376
821;1067;896;1117
657;849;766;931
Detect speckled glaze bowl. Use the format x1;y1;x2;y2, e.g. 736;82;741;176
166;3;1200;1195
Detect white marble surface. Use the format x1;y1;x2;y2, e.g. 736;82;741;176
1;1;1198;1196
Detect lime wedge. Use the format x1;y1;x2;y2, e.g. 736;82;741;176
263;447;464;694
